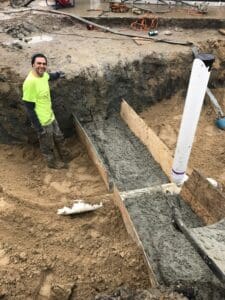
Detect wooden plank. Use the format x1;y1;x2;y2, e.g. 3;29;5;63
181;169;225;224
74;117;111;191
120;100;225;224
120;99;175;181
113;185;158;287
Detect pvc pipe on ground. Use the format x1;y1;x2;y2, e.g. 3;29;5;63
172;54;214;186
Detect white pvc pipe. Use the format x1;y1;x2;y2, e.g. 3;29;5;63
171;57;213;186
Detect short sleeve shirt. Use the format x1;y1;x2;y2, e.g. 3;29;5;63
23;71;55;126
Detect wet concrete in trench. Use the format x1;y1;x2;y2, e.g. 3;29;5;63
82;114;225;298
123;189;225;299
189;218;225;280
83;115;168;191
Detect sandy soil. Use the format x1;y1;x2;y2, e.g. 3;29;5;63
140;88;225;187
0;139;151;299
0;1;224;299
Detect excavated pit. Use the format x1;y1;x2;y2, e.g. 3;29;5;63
72;47;225;297
1;50;225;298
1;8;225;299
72;42;225;298
77;110;225;299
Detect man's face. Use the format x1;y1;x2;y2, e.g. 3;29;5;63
33;57;47;77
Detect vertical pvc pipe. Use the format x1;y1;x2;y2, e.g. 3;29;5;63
172;54;214;186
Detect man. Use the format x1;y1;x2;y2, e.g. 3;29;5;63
23;53;73;169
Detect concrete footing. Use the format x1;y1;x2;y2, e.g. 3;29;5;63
120;99;225;224
114;184;224;299
73;101;225;298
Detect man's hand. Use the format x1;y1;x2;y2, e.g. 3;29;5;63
58;71;65;78
38;127;46;136
49;71;65;81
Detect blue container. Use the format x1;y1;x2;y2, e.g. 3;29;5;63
215;118;225;130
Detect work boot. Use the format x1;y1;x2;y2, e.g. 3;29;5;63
54;141;74;164
47;159;68;169
61;152;75;163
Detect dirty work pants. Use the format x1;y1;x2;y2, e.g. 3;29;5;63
38;119;69;163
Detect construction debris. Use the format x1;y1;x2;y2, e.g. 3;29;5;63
3;8;193;46
109;2;129;13
132;3;171;14
57;200;103;215
132;8;142;15
10;0;34;8
163;30;172;36
130;15;158;31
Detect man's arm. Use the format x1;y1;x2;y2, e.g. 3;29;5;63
48;71;65;81
23;101;43;134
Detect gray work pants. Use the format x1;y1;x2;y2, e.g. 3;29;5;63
38;119;69;163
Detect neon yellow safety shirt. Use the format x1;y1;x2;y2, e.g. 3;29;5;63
23;71;55;126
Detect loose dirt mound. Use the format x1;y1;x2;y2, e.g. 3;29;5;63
0;139;150;299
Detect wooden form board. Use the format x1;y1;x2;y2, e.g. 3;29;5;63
113;185;158;288
74;117;111;191
120;99;174;181
181;169;225;224
120;99;224;224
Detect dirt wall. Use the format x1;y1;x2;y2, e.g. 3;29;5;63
1;13;225;145
89;17;225;30
0;52;192;143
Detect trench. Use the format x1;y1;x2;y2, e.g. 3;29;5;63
1;34;225;298
64;50;224;298
76;111;225;298
78;52;224;299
